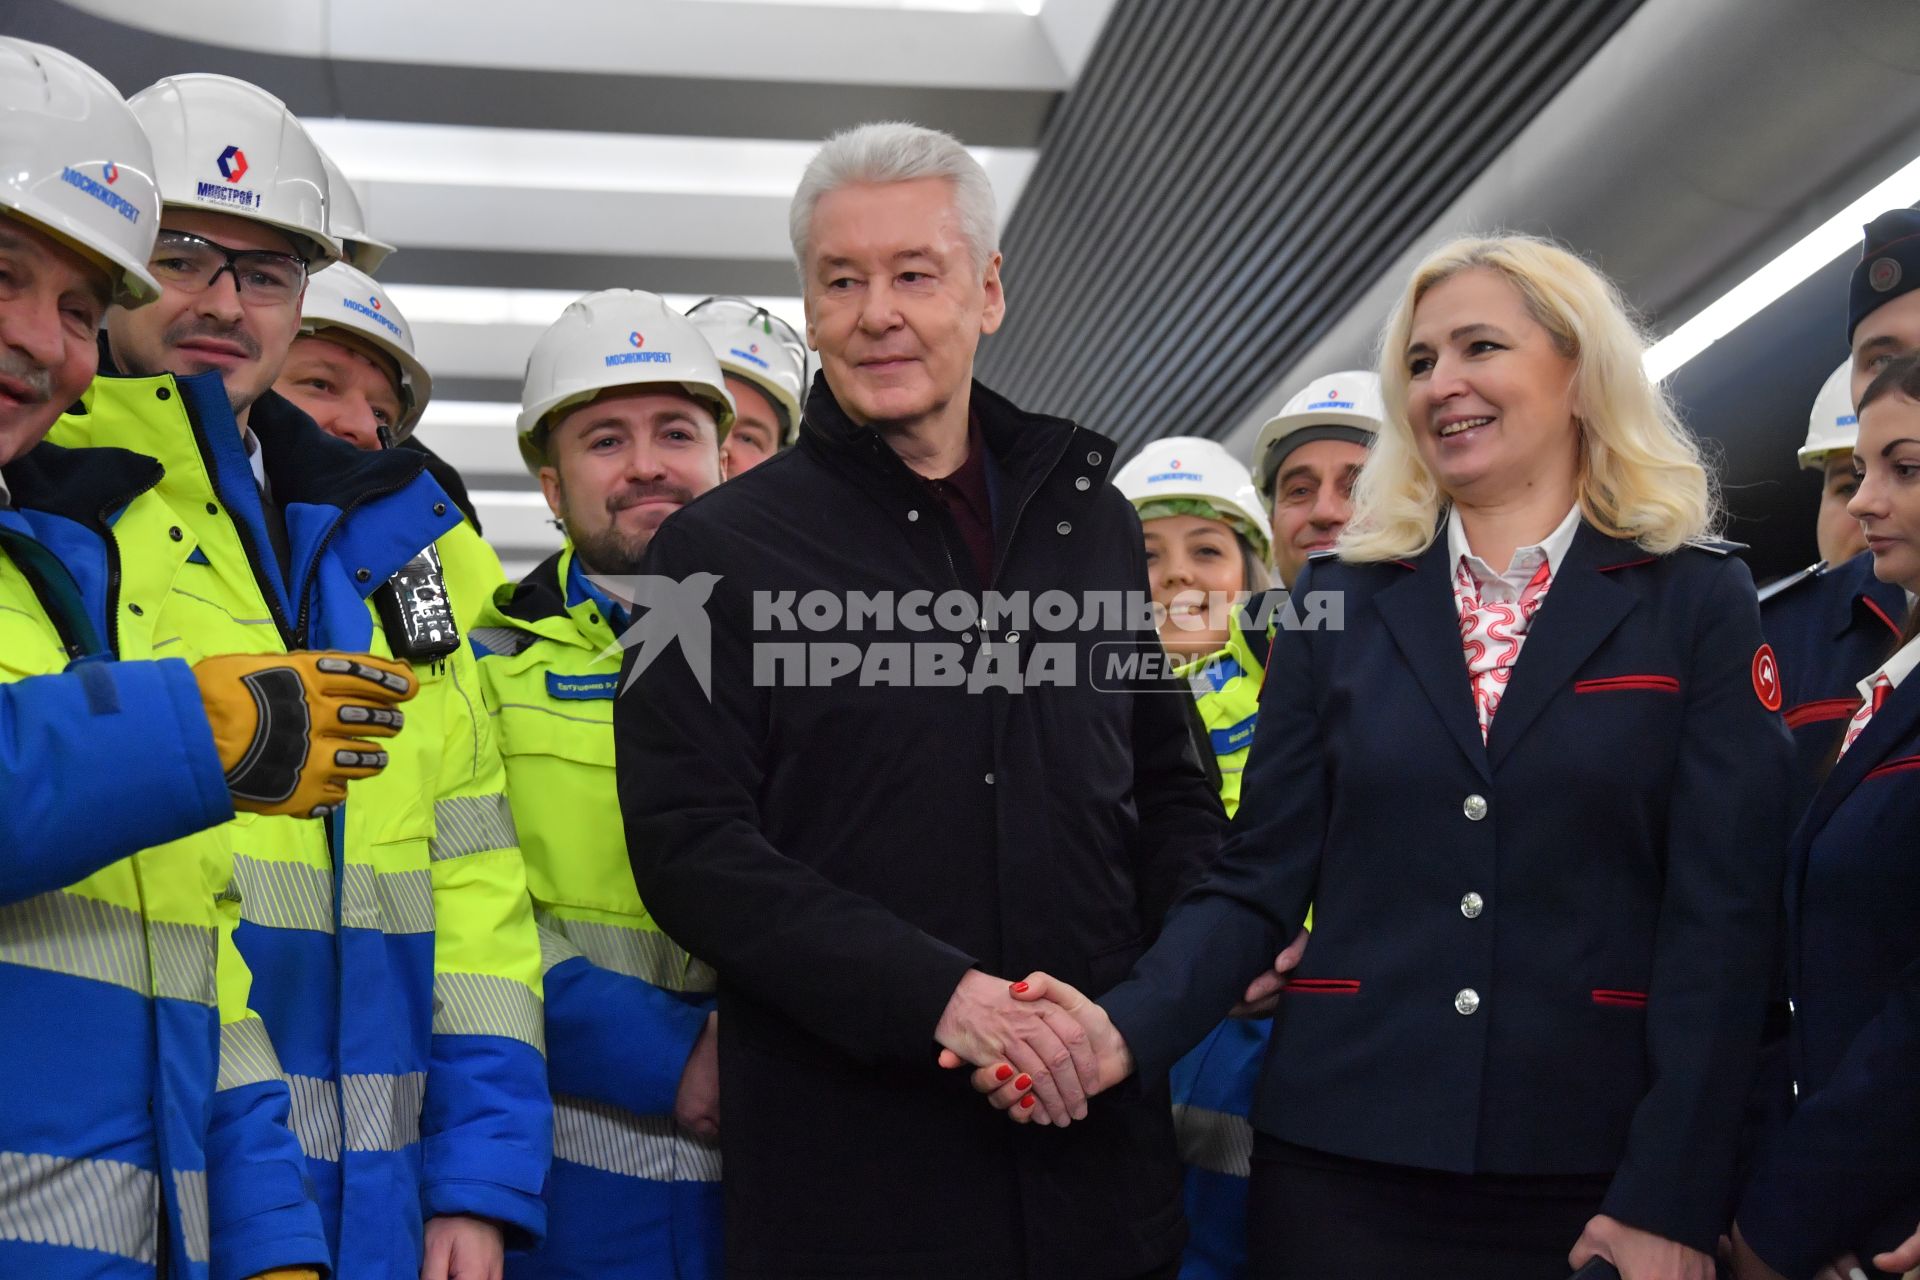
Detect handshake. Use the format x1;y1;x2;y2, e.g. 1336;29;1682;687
933;928;1310;1127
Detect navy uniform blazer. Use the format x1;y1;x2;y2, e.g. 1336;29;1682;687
1102;520;1794;1254
1738;660;1920;1276
1761;551;1904;814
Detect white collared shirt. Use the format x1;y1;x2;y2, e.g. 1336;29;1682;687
1858;630;1920;702
1446;503;1583;603
244;428;268;496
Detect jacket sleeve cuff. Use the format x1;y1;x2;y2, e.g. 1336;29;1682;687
210;1204;331;1280
898;945;980;1065
153;656;234;828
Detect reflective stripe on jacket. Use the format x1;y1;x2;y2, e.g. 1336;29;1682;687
475;545;721;1280
51;369;550;1275
0;440;327;1280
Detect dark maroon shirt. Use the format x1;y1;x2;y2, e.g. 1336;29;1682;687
921;422;996;587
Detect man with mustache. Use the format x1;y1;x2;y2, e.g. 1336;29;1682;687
0;40;438;1280
469;289;733;1280
46;72;550;1280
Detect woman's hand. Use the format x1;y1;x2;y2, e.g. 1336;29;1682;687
1571;1214;1714;1280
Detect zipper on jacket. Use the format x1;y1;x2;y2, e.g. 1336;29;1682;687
183;415;299;649
289;470;421;649
87;466;165;659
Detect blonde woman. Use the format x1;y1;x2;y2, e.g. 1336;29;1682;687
970;235;1793;1279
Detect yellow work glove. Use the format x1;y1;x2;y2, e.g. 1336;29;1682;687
191;651;416;818
245;1270;322;1280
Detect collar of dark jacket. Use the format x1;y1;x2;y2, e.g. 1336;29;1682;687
797;370;1112;499
2;439;164;529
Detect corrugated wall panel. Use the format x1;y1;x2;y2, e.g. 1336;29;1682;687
979;0;1646;457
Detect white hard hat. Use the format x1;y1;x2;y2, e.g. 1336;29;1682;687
319;150;395;275
127;73;341;269
517;289;735;474
1115;436;1273;564
1251;370;1383;505
1798;360;1857;470
299;262;432;437
686;295;807;443
0;38;162;306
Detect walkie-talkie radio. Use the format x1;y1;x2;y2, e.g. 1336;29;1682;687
373;423;461;661
374;542;459;661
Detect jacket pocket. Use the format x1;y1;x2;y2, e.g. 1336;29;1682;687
1284;978;1361;995
1591;988;1647;1008
1785;696;1862;729
1574;675;1680;695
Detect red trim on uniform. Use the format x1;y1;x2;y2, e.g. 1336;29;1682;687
1863;595;1902;638
1783;697;1863;729
1574;675;1681;694
1866;755;1920;781
1286;979;1362;995
1391;559;1418;570
1597;556;1657;573
1592;989;1648;1008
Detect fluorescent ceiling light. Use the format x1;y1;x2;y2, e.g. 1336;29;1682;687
302;119;1036;203
416;400;523;430
467;490;555;507
1643;154;1920;382
679;0;1039;9
387;284;807;335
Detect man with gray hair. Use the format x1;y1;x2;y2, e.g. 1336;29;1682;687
616;121;1225;1277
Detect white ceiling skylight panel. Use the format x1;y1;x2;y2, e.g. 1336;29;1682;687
300;120;1041;214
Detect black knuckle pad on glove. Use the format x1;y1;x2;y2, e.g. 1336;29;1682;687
316;657;352;675
334;748;387;769
223;666;314;806
340;706;370;724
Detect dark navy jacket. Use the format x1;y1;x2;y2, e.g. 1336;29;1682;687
1762;551;1905;814
1103;522;1794;1254
1738;664;1920;1276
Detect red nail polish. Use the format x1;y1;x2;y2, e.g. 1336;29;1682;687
1020;1095;1036;1109
1014;1074;1031;1091
995;1064;1013;1082
1011;981;1029;993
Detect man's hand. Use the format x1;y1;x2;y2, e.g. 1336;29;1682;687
422;1214;504;1280
934;969;1107;1125
1231;926;1309;1017
675;1010;720;1140
939;972;1134;1125
193;652;416;817
1572;1214;1714;1280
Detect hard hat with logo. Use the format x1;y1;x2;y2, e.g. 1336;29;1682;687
1798;360;1857;470
299;262;432;437
1115;436;1273;565
517;289;736;474
320;150;396;275
127;73;341;269
0;38;162;305
1251;370;1383;506
686;295;807;443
